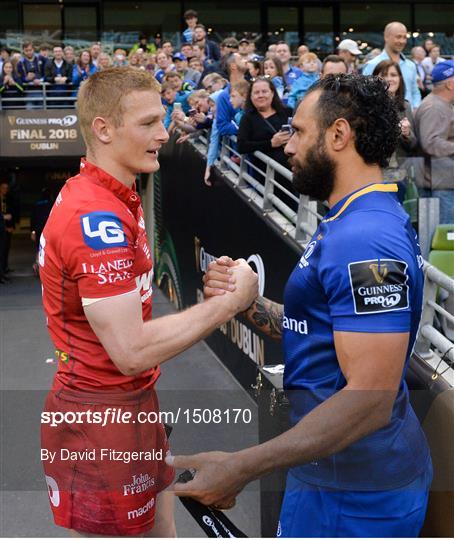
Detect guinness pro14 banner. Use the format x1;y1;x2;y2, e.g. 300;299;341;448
0;109;85;157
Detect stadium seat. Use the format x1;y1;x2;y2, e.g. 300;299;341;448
429;224;454;277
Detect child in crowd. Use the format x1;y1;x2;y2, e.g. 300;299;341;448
173;92;199;136
229;80;250;128
247;59;262;79
263;56;287;102
174;89;213;144
163;70;195;92
287;52;320;109
204;89;225;186
161;81;191;129
112;49;127;67
189;57;203;73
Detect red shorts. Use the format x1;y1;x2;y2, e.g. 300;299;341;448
41;387;175;536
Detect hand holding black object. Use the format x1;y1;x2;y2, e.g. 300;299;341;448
175;469;247;538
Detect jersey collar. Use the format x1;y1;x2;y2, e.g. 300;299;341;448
322;183;398;223
79;158;141;212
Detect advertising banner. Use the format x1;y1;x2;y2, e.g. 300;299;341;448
0;109;84;157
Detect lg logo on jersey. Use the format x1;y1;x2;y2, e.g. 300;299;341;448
81;211;128;250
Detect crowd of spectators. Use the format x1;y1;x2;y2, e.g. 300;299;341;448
0;11;452;222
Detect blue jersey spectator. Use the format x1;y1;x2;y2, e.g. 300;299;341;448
215;84;239;136
182;9;198;44
161;82;191;129
72;50;97;87
362;22;421;108
155;51;173;83
206;89;224;168
275;42;303;87
287;71;319;109
264;56;288;102
17;41;46;84
215;53;248;137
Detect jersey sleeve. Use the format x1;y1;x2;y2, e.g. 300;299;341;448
61;201;139;300
318;214;415;333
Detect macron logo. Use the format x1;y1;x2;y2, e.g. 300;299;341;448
81;211;128;250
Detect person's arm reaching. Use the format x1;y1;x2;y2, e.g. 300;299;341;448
216;92;238;136
84;259;258;376
203;256;282;339
168;329;408;506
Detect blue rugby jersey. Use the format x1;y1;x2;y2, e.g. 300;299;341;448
283;183;431;490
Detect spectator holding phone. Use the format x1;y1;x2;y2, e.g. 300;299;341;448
161;81;191;129
238;77;292;167
237;77;297;206
0;61;24;107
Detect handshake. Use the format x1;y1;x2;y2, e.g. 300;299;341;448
203;256;259;315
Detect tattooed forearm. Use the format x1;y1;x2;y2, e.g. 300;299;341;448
244;296;283;340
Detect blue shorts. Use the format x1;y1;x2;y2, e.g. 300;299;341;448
277;463;432;538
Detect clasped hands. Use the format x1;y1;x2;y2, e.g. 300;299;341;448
204;256;258;313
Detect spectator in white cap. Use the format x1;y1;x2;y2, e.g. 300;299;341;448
337;39;362;74
414;60;454;223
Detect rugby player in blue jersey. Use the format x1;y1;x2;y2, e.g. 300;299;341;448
168;74;432;537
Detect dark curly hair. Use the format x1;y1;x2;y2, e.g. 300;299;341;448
306;74;401;168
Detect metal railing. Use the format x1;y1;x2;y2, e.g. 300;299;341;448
192;133;321;245
0;84;77;110
415;263;454;385
191;133;445;252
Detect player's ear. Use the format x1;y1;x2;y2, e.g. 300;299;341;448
91;116;113;145
329;118;351;152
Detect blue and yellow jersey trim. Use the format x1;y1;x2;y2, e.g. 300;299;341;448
322;183;398;223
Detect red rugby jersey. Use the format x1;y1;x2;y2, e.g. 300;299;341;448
40;159;159;391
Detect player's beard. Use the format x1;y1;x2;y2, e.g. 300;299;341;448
290;136;336;202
